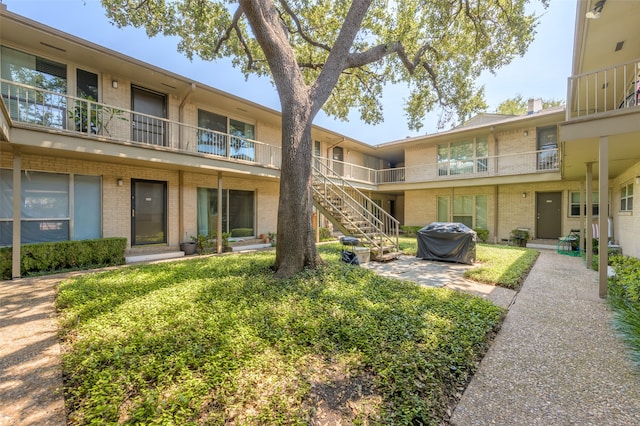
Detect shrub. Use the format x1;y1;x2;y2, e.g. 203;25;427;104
230;228;253;237
400;225;422;236
474;227;489;243
0;238;126;280
319;227;332;241
608;254;640;365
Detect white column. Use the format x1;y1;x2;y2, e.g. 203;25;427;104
217;172;223;254
598;137;609;298
586;163;593;268
12;151;21;279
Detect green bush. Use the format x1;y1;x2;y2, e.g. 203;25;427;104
400;225;422;236
608;254;640;365
0;238;126;280
610;255;640;303
474;227;489;243
319;227;332;241
230;228;253;237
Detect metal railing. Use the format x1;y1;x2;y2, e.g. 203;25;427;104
0;79;282;169
567;58;640;120
1;79;560;186
376;149;559;184
313;161;399;257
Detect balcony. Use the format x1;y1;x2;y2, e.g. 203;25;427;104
1;79;282;169
1;79;559;187
567;59;640;121
377;149;558;184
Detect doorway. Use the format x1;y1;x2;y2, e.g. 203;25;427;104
536;191;562;239
132;179;167;245
333;146;344;176
131;85;167;146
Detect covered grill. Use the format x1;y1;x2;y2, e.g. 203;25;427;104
416;222;477;264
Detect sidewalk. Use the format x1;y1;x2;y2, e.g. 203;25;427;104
0;275;69;426
451;250;640;425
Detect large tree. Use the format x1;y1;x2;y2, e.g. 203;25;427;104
102;0;546;278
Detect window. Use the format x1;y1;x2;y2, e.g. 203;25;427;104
437;196;449;222
197;188;255;237
537;126;558;170
198;110;228;156
197;111;255;161
621;183;633;212
131;85;166;146
437;138;488;176
437;194;486;228
570;191;599;217
230;119;256;161
1;45;67;128
0;170;101;246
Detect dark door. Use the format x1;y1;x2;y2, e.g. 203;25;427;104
536;192;562;238
132;180;167;245
131;86;166;146
333;146;344;176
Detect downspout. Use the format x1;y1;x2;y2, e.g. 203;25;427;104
179;83;196;151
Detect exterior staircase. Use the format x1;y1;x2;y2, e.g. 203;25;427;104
312;162;400;262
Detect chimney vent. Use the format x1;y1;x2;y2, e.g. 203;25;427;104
528;98;543;115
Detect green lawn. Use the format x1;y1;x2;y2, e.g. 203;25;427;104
57;245;506;425
399;237;539;289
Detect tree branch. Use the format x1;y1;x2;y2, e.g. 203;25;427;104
213;6;245;54
277;0;331;52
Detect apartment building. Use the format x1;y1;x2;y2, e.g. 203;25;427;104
2;1;639;290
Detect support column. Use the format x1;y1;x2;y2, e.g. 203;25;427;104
579;180;585;254
217;172;223;254
598;137;609;298
586;163;593;268
12;151;21;279
179;171;185;243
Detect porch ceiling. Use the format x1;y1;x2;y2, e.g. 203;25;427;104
576;0;640;77
561;130;640;180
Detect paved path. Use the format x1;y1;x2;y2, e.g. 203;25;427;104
0;275;68;426
450;250;640;425
362;255;517;309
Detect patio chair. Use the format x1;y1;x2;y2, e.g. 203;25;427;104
556;229;581;256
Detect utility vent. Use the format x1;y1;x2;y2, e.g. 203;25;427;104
615;41;624;52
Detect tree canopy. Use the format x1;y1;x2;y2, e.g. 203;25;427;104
496;94;565;115
103;0;546;129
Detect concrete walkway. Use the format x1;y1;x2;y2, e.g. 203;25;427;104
450;250;640;425
0;275;69;426
362;255;517;309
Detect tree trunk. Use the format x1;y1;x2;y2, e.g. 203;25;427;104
273;100;319;279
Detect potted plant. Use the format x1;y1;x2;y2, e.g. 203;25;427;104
510;229;530;247
267;232;277;247
180;240;197;255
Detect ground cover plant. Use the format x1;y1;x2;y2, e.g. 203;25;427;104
57;246;505;424
398;237;538;289
608;254;640;365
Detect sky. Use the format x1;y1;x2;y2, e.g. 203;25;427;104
2;0;577;144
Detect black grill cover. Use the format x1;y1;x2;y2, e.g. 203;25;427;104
416;222;477;264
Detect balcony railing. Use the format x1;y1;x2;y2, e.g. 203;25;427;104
1;79;559;186
376;149;558;184
0;79;282;168
567;59;640;120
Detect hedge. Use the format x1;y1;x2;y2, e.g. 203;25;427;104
0;237;127;280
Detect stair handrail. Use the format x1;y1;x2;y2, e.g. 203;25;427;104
312;161;399;252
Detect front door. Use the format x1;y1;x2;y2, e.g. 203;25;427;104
132;180;167;245
536;192;562;239
333;146;344;176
